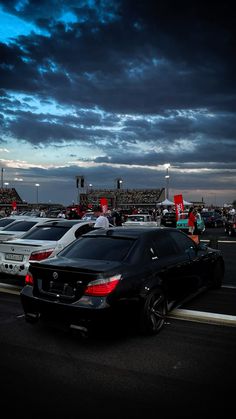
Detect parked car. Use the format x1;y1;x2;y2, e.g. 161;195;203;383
0;220;96;278
176;212;205;235
224;214;236;236
81;212;98;221
0;217;58;242
201;211;224;228
161;212;177;227
123;214;158;227
20;227;224;336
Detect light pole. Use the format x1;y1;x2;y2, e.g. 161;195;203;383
164;164;170;199
1;168;4;188
117;179;123;189
35;183;40;206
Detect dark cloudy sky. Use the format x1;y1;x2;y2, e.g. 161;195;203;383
0;0;235;206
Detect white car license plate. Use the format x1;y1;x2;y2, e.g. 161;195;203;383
5;253;24;262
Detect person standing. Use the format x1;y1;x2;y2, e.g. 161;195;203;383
111;209;122;226
188;207;196;235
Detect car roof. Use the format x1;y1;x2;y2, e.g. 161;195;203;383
41;219;94;227
83;226;174;239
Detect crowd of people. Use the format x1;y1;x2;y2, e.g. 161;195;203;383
0;188;22;204
87;188;165;208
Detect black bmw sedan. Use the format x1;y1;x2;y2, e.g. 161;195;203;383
20;227;224;336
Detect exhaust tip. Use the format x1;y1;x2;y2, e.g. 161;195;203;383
70;324;88;333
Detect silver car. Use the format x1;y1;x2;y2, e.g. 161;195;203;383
0;219;95;277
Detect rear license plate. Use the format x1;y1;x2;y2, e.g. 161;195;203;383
5;253;24;262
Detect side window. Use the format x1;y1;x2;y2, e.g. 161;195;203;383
75;224;94;239
170;231;196;254
152;233;179;258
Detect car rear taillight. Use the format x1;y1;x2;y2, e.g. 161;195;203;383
25;273;34;285
29;249;54;261
233;223;236;229
84;275;121;296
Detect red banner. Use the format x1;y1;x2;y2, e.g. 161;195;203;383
11;201;17;211
100;197;108;213
174;194;184;220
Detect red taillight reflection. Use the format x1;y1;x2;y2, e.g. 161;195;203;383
25;273;34;285
84;276;121;296
29;249;54;261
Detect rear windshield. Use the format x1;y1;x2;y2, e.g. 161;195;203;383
60;236;135;261
2;220;38;232
0;218;17;227
127;216;145;221
22;225;72;241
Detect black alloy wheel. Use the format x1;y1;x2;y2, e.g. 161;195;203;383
139;290;166;335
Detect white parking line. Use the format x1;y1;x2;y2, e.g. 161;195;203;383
218;240;236;243
0;283;21;295
201;239;236;243
168;309;236;327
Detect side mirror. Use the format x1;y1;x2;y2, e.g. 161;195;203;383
197;242;208;251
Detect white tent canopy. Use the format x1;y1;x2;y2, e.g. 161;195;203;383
156;198;174;206
157;198;193;206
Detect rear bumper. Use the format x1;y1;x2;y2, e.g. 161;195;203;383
0;261;27;277
20;285;118;329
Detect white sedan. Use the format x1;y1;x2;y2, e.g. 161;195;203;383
123;214;159;227
0;219;96;278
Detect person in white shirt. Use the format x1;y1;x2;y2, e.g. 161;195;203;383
94;206;109;228
57;210;66;218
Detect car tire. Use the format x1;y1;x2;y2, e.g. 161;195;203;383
139;290;166;335
211;260;224;289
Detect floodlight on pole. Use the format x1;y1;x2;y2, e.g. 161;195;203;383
164;164;170;199
35;183;40;205
117;179;123;189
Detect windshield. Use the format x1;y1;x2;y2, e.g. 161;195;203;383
60;236;135;261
